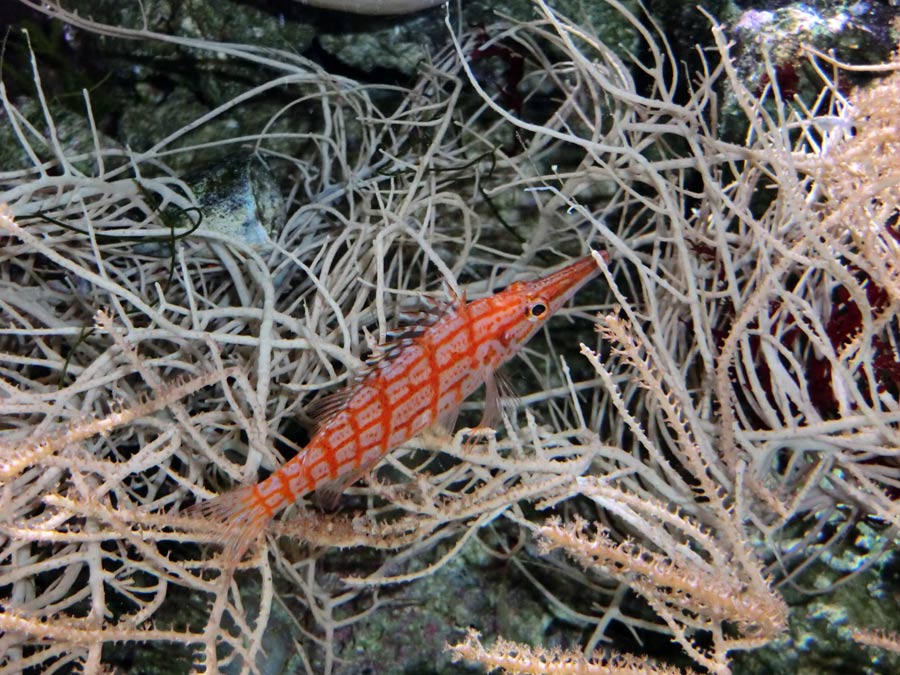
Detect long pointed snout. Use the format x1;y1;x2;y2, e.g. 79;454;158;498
529;252;606;310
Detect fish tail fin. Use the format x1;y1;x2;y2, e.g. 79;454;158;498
187;484;272;566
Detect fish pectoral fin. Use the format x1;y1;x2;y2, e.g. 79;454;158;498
433;405;460;437
479;370;519;431
426;371;518;450
454;371;518;454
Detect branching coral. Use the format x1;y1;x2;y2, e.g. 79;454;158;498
1;1;603;671
3;0;900;674
444;0;900;673
450;627;703;675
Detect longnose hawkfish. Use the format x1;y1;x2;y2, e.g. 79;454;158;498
194;252;606;562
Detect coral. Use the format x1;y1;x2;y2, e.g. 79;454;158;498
3;0;900;674
450;628;702;675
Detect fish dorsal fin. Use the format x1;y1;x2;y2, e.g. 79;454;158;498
362;292;462;371
305;386;355;431
394;291;459;328
305;293;462;432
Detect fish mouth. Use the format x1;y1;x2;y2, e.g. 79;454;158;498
532;252;605;308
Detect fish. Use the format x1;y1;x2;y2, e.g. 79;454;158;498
192;252;605;563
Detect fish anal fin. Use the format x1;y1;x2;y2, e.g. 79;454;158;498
313;480;346;511
313;456;382;510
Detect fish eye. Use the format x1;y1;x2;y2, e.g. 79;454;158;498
526;301;547;321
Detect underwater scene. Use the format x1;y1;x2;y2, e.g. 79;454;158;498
2;1;900;673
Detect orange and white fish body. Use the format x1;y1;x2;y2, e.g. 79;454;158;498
196;253;604;561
